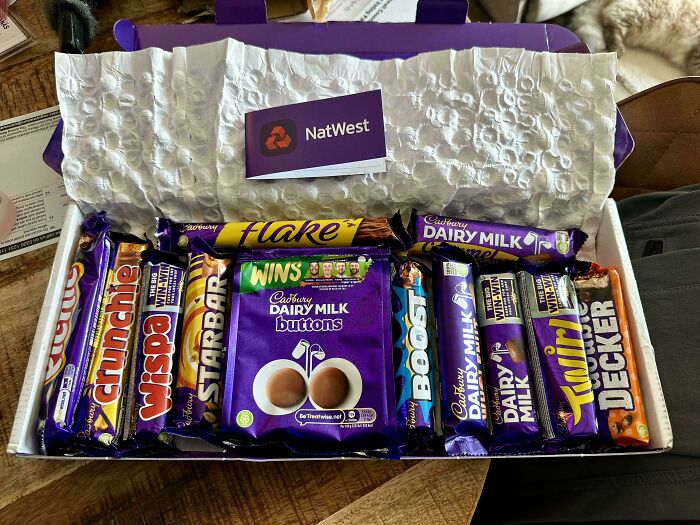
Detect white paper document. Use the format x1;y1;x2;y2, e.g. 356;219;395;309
0;107;70;261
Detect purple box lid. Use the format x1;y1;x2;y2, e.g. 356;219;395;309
43;11;633;179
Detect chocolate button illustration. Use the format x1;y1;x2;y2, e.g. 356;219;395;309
310;367;350;409
266;368;307;408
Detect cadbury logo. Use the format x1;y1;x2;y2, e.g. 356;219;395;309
138;313;175;421
94;265;140;406
46;263;84;384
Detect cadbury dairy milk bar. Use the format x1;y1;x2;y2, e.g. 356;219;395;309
39;212;112;454
475;272;540;452
518;271;598;444
74;234;149;448
123;250;187;447
431;246;489;456
409;210;586;263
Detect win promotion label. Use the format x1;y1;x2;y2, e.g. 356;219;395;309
244;90;387;180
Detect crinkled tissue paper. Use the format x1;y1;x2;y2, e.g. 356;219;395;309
55;39;618;259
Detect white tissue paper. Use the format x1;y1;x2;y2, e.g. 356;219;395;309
55;39;617;259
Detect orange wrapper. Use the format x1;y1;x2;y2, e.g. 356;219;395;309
575;264;649;447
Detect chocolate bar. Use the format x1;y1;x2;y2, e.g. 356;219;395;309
170;240;232;437
156;214;407;253
123;250;187;446
408;210;586;263
574;265;649;447
74;235;149;448
391;259;438;454
432;246;489;456
475;272;540;452
221;247;398;456
518;271;598;444
39;213;113;454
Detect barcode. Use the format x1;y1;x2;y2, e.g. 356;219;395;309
443;261;467;277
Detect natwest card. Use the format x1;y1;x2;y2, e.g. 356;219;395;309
245;90;386;180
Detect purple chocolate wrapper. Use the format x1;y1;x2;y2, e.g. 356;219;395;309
475;273;540;452
123;250;186;447
431;246;489;456
222;247;399;456
518;271;598;444
408;210;586;263
170;239;232;440
39;212;112;455
391;259;439;454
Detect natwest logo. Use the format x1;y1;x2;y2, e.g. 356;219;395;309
260;119;297;157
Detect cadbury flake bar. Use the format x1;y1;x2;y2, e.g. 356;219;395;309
170;240;232;437
517;271;598;444
122;250;186;447
156;213;407;253
39;213;112;454
475;273;540;452
391;259;438;453
574;265;649;447
74;235;149;448
431;246;489;456
408;210;586;263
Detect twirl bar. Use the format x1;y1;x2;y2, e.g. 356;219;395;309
517;271;598;445
409;210;586;263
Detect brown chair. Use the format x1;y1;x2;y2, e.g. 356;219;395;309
613;77;700;199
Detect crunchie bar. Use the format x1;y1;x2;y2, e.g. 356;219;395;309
574;265;650;447
432;246;490;456
156;213;407;253
170;239;232;437
475;272;540;452
39;212;113;454
517;271;598;444
123;250;187;446
408;210;586;263
74;235;149;448
391;259;438;454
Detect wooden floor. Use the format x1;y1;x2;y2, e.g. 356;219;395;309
0;2;489;523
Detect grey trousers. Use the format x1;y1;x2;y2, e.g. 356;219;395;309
474;185;700;523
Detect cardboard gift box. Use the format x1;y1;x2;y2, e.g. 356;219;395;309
9;6;672;458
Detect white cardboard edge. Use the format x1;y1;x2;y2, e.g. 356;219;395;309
8;199;673;459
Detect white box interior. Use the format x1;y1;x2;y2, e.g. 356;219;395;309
8;200;673;459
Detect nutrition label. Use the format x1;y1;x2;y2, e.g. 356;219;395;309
0;106;70;261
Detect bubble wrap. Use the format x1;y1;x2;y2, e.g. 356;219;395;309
55;39;618;257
